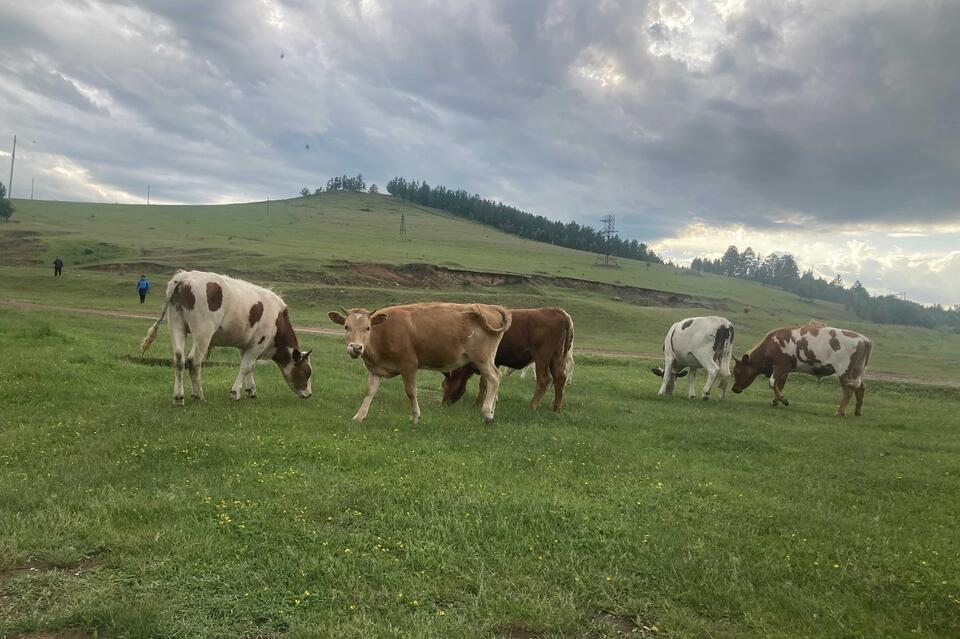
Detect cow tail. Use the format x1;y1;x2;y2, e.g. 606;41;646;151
140;276;183;355
714;323;735;376
559;308;575;385
474;304;512;334
140;302;169;355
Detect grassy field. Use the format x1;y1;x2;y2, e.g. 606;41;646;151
1;311;959;638
2;195;960;637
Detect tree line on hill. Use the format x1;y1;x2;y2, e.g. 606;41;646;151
299;173;378;197
384;177;661;263
692;246;960;329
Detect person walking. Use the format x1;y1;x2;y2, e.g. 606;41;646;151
136;274;150;304
53;256;64;277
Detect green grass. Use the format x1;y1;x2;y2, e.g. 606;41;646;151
2;311;960;638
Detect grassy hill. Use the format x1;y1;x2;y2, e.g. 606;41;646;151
1;193;958;382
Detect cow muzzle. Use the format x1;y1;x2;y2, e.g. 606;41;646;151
347;343;364;359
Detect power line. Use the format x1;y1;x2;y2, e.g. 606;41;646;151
7;135;15;198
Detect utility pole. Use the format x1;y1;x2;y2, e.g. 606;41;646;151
147;184;150;205
31;177;34;200
400;211;406;236
7;135;15;199
598;214;617;266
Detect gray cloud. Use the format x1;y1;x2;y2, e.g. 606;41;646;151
1;0;959;266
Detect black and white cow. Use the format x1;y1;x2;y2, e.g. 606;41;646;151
651;316;734;400
140;270;312;404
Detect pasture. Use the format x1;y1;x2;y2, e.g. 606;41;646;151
1;195;959;638
2;311;959;638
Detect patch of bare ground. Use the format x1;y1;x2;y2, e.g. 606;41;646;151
83;248;262;275
317;261;725;309
12;630;93;639
594;610;659;636
494;623;545;638
0;556;100;582
0;230;46;266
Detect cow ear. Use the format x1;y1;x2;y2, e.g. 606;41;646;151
371;312;389;326
740;354;749;365
292;348;302;362
302;349;312;361
328;311;346;325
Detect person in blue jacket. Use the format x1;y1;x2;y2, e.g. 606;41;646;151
136;275;150;304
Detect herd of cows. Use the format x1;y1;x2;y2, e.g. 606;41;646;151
140;270;873;420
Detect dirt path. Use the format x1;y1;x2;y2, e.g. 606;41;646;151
3;299;957;388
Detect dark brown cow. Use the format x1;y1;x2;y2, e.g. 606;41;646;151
732;324;872;416
441;308;574;412
329;303;511;423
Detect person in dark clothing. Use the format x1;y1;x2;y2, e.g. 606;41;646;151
137;275;150;304
53;256;63;276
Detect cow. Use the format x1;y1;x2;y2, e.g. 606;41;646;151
140;270;313;404
731;324;872;416
651;316;735;400
441;307;574;412
328;303;511;423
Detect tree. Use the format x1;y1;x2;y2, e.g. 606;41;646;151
314;187;323;195
0;181;13;222
299;187;310;197
720;246;740;276
368;184;379;195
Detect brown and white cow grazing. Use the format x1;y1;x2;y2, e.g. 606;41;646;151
141;270;312;404
328;303;511;423
731;324;872;416
441;307;574;412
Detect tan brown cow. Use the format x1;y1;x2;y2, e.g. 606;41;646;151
731;324;872;416
441;307;574;412
328;303;511;423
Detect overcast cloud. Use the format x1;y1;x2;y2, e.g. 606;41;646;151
1;0;959;304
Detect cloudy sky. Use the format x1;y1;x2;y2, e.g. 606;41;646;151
2;0;959;304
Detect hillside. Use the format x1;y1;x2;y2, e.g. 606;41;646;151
2;192;959;382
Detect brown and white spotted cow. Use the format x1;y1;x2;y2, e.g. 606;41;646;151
329;303;511;423
141;270;312;404
731;324;872;416
441;307;575;412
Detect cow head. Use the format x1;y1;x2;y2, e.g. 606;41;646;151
731;353;762;393
441;364;477;406
282;348;313;398
328;307;388;359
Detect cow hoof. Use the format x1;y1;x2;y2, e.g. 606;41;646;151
247;392;257;400
835;411;845;417
173;396;184;406
191;394;204;401
483;413;495;424
855;411;862;416
351;414;366;423
702;395;710;401
782;399;790;407
230;390;241;400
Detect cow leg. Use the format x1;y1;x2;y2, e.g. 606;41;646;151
401;369;421;423
657;356;675;396
836;383;854;417
170;317;187;406
717;373;729;401
549;354;568;412
770;367;790;406
187;333;212;401
475;360;502;423
353;372;382;422
231;350;258;400
475;376;486;407
701;362;720;401
244;364;258;398
686;366;698;399
528;358;551;411
854;382;865;416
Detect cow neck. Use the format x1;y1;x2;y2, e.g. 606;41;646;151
272;308;299;366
